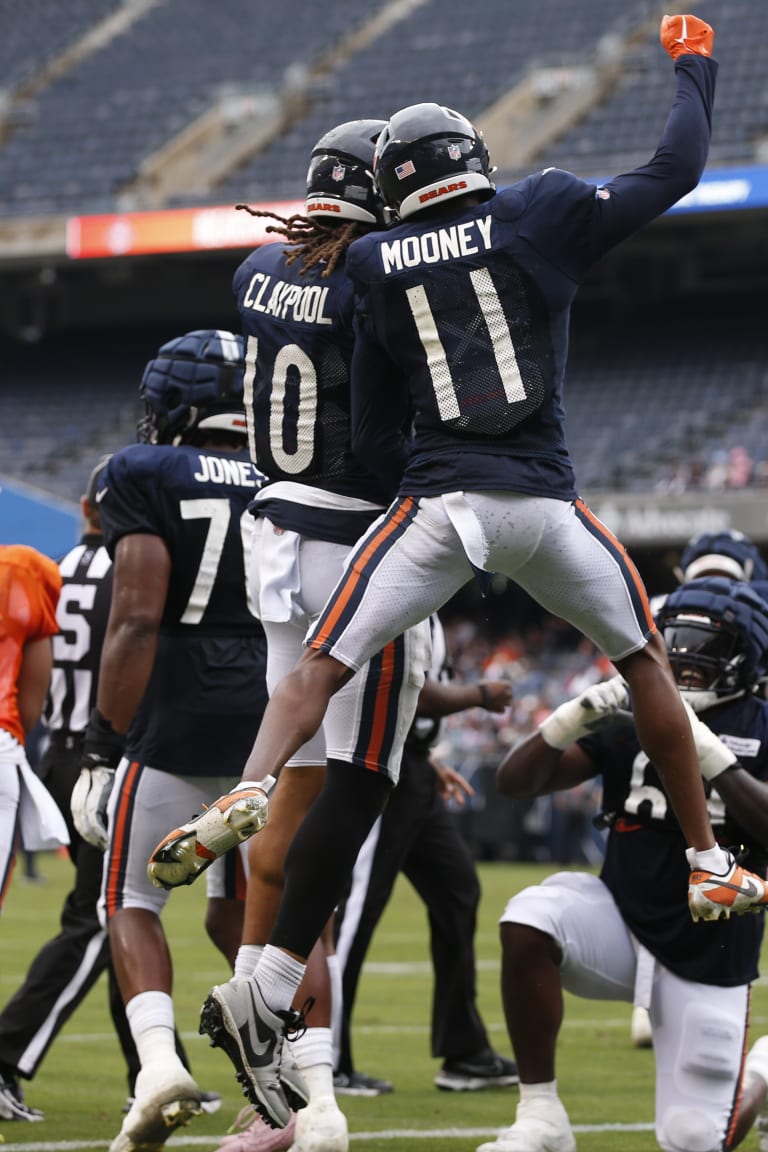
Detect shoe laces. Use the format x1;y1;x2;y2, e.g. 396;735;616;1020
280;996;315;1041
228;1104;257;1134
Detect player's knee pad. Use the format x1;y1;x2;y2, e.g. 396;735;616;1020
658;1001;742;1151
677;1001;743;1089
658;1106;720;1152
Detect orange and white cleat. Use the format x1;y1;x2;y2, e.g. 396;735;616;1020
687;849;768;922
147;777;276;890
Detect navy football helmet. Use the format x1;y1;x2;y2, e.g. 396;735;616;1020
373;103;495;221
676;529;768;584
137;329;246;445
305;119;387;226
658;576;768;709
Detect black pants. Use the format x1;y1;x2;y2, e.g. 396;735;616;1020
333;745;489;1074
0;734;188;1092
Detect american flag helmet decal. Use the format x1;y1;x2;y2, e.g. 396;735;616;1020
395;159;416;179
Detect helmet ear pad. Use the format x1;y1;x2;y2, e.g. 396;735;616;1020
373;103;495;220
137;329;245;445
305;119;387;226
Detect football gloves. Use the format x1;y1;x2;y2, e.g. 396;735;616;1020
71;708;124;851
660;14;714;61
538;675;631;750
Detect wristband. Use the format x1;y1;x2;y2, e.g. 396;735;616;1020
83;707;125;762
88;707;120;740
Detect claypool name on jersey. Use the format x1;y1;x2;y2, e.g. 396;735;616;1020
241;273;333;325
379;214;493;274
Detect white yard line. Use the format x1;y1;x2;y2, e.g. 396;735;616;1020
0;1121;657;1150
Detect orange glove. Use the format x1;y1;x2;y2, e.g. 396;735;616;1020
660;13;714;60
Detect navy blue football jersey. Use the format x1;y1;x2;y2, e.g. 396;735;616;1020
347;57;716;499
98;444;268;776
234;240;402;546
580;692;768;986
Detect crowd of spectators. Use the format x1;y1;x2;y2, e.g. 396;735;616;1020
654;443;768;495
436;611;610;865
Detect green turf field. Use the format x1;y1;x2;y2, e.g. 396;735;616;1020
1;850;766;1150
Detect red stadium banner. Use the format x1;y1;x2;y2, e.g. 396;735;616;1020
65;200;305;259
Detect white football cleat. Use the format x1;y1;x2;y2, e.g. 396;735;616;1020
475;1096;575;1152
110;1063;202;1152
292;1095;349;1152
147;776;276;889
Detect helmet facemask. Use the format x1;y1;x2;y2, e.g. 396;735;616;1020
658;573;768;711
664;614;749;710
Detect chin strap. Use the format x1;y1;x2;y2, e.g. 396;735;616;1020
679;688;745;714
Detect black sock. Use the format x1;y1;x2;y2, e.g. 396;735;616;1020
271;759;391;958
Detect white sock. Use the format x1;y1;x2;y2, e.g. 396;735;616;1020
292;1027;335;1100
688;845;730;874
519;1080;558;1103
125;991;178;1069
255;944;306;1010
326;954;343;1071
234;944;264;979
518;1081;569;1127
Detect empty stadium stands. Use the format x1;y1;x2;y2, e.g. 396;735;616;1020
0;0;123;95
536;0;768;177
212;0;649;208
566;311;768;492
3;298;766;505
0;328;147;503
1;0;765;219
0;0;376;217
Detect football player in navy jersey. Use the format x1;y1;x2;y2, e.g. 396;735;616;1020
635;527;768;1047
676;530;768;609
648;529;768;620
483;576;768;1152
167;121;428;1148
70;331;271;1152
149;14;768;1130
677;531;768;588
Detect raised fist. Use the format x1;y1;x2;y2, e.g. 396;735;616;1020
661;14;714;61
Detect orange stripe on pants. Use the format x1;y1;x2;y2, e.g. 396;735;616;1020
104;760;141;919
312;497;414;650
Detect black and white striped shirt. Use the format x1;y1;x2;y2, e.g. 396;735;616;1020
45;533;112;735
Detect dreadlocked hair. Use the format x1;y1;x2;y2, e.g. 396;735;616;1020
235;204;370;279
